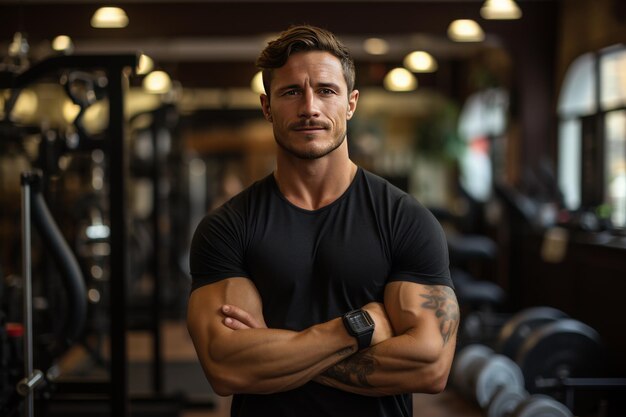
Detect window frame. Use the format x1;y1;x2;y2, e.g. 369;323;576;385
558;44;626;230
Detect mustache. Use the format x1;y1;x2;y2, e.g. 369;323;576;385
289;121;330;130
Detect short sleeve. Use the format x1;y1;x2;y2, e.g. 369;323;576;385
388;195;453;288
188;202;250;292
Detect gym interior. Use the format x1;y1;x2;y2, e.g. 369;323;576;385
1;1;625;416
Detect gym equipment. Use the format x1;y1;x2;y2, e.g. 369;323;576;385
27;172;87;356
20;173;44;417
460;305;564;349
496;306;569;360
430;200;504;313
453;345;525;406
534;376;626;416
61;70;109;143
516;318;605;393
452;343;494;399
453;268;506;312
497;309;614;414
453;344;575;417
14;171;89;417
512;394;573;417
487;387;573;417
460;309;511;348
474;353;525;408
458;310;626;415
1;53;137;417
447;234;498;265
487;385;529;417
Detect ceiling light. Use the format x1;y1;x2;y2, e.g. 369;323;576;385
363;38;389;55
63;100;81;123
13;88;38;120
383;68;417;92
91;7;129;29
52;35;73;53
251;71;265;94
83;101;108;133
481;0;522;20
136;54;154;75
448;19;485;42
404;51;438;73
143;71;172;94
8;32;29;58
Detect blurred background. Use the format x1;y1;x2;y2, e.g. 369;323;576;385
1;1;625;416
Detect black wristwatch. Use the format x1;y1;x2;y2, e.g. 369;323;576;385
342;309;375;351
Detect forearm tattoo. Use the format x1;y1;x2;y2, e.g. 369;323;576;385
420;286;460;344
321;349;378;387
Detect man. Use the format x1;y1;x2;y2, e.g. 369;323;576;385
187;24;459;417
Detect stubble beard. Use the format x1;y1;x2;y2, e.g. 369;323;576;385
275;129;347;160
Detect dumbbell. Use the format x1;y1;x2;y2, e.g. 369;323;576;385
461;305;563;349
452;344;525;408
487;385;529;417
453;344;574;417
515;318;605;394
495;306;569;360
488;388;573;417
495;308;605;394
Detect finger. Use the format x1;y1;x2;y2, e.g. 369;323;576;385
223;317;250;330
222;305;262;328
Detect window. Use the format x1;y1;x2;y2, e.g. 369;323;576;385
605;110;626;227
558;45;626;229
457;88;509;202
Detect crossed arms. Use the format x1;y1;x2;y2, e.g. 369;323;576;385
186;276;459;397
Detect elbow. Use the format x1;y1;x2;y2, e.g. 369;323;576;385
423;367;449;394
201;356;251;396
209;380;239;397
408;361;450;394
200;343;252;396
424;351;451;394
211;383;235;397
408;346;453;394
206;367;248;396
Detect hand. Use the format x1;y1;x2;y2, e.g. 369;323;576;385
221;304;267;330
362;302;394;345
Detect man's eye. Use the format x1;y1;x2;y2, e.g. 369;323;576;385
284;90;300;96
319;89;335;95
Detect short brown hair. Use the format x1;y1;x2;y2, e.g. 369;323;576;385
256;25;356;96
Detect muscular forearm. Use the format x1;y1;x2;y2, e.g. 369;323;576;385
203;317;357;395
315;284;459;396
314;330;454;396
207;300;393;396
188;279;360;396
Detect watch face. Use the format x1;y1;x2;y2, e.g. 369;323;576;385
347;311;373;334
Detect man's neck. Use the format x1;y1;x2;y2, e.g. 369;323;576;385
274;149;357;211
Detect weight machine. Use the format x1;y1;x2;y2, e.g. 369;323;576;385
1;52;142;417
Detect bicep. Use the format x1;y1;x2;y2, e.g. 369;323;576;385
384;282;459;358
187;277;265;363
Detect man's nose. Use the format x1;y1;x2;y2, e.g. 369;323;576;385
298;89;320;118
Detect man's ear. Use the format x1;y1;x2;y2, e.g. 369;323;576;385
260;94;272;122
347;89;359;120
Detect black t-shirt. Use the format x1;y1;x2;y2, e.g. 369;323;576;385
189;168;452;417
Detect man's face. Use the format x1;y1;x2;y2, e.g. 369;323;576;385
260;51;359;160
